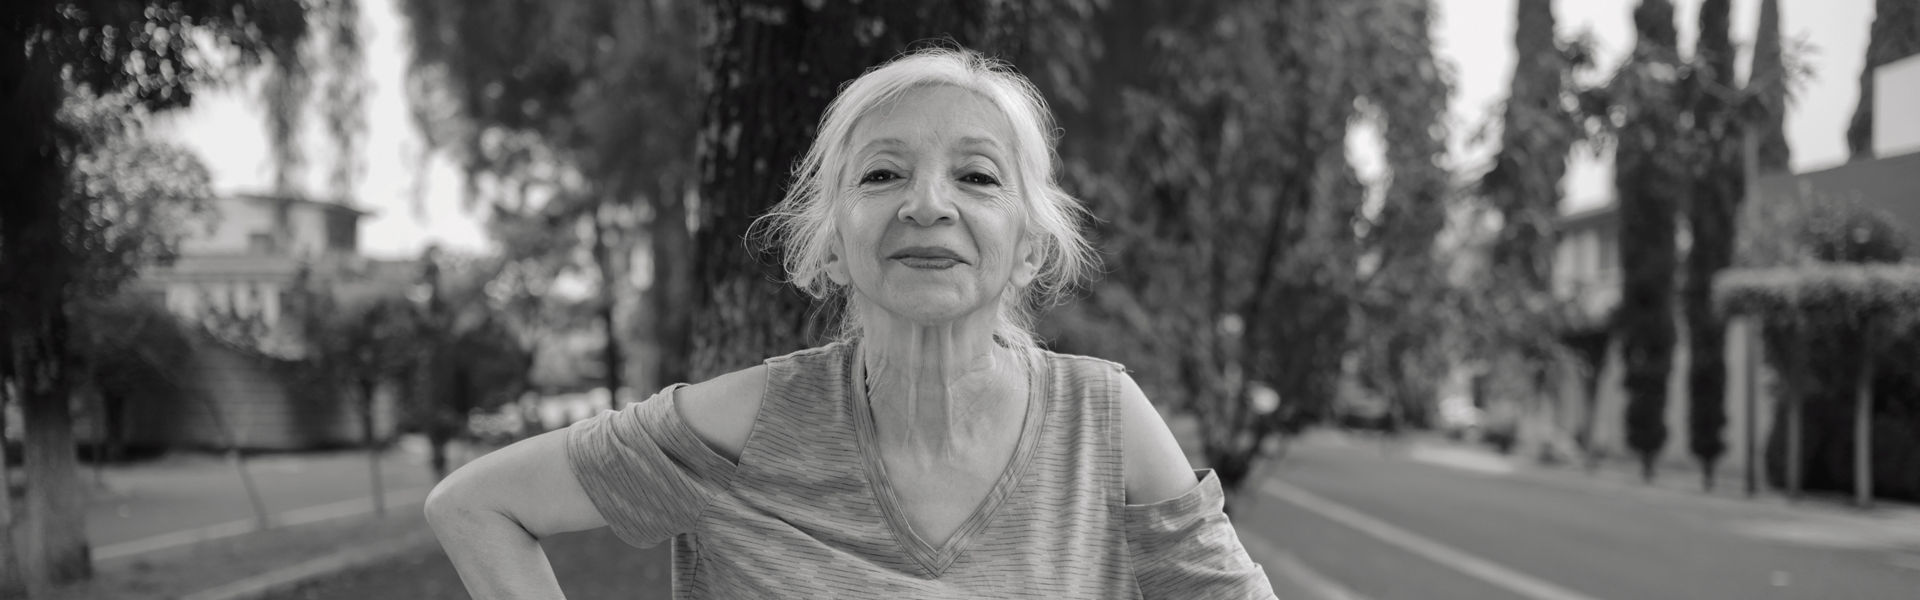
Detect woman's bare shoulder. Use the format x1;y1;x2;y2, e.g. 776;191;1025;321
1114;371;1201;505
674;364;770;463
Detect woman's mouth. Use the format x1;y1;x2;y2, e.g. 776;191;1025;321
890;247;965;269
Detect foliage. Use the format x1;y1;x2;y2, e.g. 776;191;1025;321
1036;0;1450;490
1847;0;1920;159
66;292;196;449
300;290;422;420
1683;0;1740;488
1738;193;1910;268
1750;0;1791;174
396;0;703;394
1715;266;1920;328
1609;0;1685;481
1729;196;1920;501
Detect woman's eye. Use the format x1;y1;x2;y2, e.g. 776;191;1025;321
960;172;1000;186
861;170;900;184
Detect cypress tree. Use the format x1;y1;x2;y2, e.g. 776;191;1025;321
1616;0;1683;482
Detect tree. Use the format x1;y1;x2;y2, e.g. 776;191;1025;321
396;0;702;400
413;250;532;478
1613;0;1685;483
304;291;421;515
687;1;1029;378
1037;0;1449;492
1750;0;1792;175
3;2;354;587
1846;0;1920;160
1477;0;1588;458
1682;0;1741;492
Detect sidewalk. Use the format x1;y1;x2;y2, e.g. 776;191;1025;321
1399;430;1920;553
32;436;482;599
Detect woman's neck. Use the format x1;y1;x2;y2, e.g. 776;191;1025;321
854;302;1023;457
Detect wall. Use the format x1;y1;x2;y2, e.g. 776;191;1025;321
1875;54;1920;158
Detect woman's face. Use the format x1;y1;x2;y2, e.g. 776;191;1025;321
827;84;1040;327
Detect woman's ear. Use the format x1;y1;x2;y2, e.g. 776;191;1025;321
1009;237;1042;289
826;250;851;286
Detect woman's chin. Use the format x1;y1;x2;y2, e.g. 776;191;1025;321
872;294;988;327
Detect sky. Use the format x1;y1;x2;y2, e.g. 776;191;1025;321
156;0;1879;259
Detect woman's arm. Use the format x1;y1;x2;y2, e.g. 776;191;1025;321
424;367;766;599
1117;372;1278;599
424;428;607;599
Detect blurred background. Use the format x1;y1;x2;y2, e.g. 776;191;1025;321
4;0;1920;598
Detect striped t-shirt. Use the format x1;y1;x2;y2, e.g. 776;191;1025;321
566;342;1275;598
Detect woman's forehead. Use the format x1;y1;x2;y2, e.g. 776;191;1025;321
846;85;1017;153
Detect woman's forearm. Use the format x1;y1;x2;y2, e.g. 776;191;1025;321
425;497;568;599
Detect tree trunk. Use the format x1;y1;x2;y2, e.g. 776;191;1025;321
361;378;385;517
591;205;624;409
3;14;91;588
17;318;90;586
1744;318;1760;498
0;383;26;598
649;180;693;391
1854;326;1876;508
689;0;1020;378
1783;327;1803;501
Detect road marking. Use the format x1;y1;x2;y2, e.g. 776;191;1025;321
178;529;438;600
93;486;432;562
1888;553;1920;572
1240;531;1371;600
1407;444;1516;476
1260;478;1603;600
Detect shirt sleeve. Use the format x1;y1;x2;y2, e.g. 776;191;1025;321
1124;469;1277;599
565;384;737;548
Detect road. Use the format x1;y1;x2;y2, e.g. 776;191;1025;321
216;432;1920;599
1234;433;1920;599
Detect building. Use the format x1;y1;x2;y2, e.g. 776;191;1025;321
1547;52;1920;477
113;193;420;451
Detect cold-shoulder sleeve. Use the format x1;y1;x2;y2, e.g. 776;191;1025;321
1124;469;1277;599
565;384;737;548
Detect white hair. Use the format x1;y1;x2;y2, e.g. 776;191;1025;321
754;46;1097;351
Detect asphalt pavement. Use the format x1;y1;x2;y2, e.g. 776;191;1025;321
77;430;1920;599
1239;431;1920;599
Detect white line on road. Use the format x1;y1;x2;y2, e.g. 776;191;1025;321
177;529;438;600
1260;478;1604;600
93;486;432;562
1407;444;1517;476
1240;531;1371;600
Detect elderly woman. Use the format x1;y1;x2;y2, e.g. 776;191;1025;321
425;47;1276;599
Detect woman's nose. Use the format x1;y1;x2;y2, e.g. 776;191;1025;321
898;177;958;226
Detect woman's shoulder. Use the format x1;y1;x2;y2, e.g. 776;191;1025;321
675;364;770;464
676;342;850;462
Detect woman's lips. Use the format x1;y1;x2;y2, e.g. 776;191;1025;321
889;246;965;269
894;256;960;269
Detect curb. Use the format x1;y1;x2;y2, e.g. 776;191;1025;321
95;487;433;563
177;529;440;600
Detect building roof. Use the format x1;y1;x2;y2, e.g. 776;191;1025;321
1553;149;1920;246
228;192;372;217
1751;150;1920;246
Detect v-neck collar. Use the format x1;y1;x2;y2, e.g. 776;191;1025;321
847;340;1050;578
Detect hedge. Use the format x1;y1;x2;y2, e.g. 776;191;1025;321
1714;265;1920;328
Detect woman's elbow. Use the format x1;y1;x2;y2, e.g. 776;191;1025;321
424;469;486;531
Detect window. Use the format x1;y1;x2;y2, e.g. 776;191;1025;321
249;232;277;254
